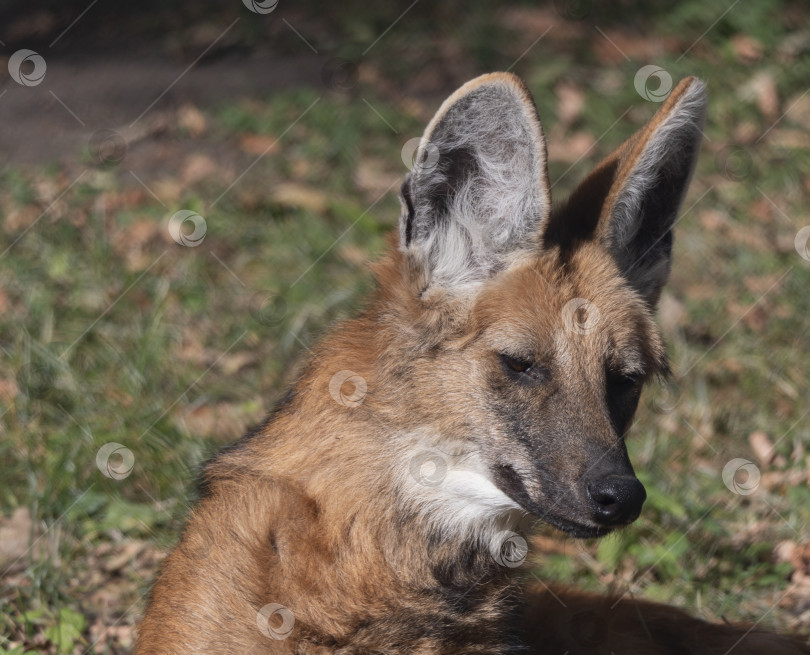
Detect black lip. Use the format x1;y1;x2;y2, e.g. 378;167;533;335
491;464;614;539
540;512;613;539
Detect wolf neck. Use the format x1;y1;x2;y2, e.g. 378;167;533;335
256;274;526;582
238;402;523;653
245;403;518;605
265;404;522;589
198;300;525;650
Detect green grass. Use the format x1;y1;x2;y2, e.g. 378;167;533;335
2;1;810;651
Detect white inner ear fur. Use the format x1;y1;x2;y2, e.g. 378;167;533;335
609;80;707;259
404;78;550;294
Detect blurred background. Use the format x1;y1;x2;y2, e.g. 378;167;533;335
1;0;809;652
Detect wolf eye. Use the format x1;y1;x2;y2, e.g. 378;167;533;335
611;372;641;388
499;353;549;384
606;369;644;436
501;353;533;373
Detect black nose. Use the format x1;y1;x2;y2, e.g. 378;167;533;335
586;475;646;527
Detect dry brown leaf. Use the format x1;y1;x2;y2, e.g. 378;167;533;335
784;92;810;131
748;430;775;465
181;153;219;185
556;82;585;127
217;351;259;376
546;131;594;163
290;157;312;179
104;540;147;573
730;34;764;62
116;218;163;250
152;178;183;205
789;542;810;587
761;469;808;490
749;197;776;224
271;182;329;214
684;283;717;300
177;104;206;136
740;71;780;121
0;507;33;572
180;402;257;439
176;327;210;365
726;300;769;333
3;206;41;232
769;128;810;150
103;189;147;213
110;218;165;273
658;292;686;336
0;375;18;401
354;158;400;197
239;133;281;157
732;121;760;144
699;208;730;231
499;7;564;40
775;540;797;564
757;75;780;121
744;273;784;294
591;29;680;64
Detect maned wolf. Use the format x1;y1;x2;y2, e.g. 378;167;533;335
137;73;809;654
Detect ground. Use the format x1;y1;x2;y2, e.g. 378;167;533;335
1;1;810;653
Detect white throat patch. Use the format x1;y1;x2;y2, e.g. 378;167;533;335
395;433;525;551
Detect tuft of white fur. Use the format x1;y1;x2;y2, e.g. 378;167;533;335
401;75;550;294
393;431;525;554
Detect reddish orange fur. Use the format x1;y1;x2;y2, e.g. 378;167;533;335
137;74;809;654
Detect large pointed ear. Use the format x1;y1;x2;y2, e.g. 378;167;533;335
546;77;707;308
399;72;550;294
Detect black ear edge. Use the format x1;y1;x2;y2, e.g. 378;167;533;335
541;158;619;254
614;135;704;307
614;77;707;232
610;84;706;264
541;79;706;259
399;174;415;248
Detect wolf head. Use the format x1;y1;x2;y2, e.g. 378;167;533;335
383;73;706;539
